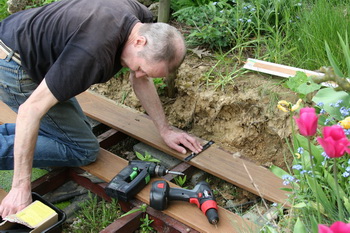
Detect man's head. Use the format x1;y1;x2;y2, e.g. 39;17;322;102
121;22;186;78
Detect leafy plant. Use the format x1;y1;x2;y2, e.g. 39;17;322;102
119;203;148;218
171;0;213;12
71;192;122;232
0;0;9;20
174;175;187;188
140;214;155;233
119;204;155;233
283;71;322;99
115;67;130;79
204;46;250;91
135;151;160;163
173;0;251;49
153;77;167;95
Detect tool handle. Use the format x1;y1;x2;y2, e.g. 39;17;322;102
105;165;150;202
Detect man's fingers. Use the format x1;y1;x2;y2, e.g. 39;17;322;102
0;204;14;218
178;135;202;154
162;130;204;155
171;143;187;154
185;135;203;152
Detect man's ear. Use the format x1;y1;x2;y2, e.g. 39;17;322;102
135;36;147;47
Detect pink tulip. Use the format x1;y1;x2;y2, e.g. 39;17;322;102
318;221;350;233
317;125;350;158
294;107;318;136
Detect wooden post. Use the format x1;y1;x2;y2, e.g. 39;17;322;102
158;0;170;23
165;71;176;98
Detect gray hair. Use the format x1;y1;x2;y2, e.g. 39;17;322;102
138;23;186;71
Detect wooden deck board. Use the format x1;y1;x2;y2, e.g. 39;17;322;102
0;189;7;202
0;101;16;124
82;149;259;233
77;91;291;206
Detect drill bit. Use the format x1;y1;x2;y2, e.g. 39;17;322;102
166;170;184;176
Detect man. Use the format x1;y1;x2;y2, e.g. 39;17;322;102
0;0;202;217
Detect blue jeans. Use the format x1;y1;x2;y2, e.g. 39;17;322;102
0;53;99;169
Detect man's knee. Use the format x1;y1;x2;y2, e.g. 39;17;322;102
79;140;99;166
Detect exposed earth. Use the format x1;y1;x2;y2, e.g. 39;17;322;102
90;54;298;170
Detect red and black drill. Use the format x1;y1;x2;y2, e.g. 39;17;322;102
150;180;219;225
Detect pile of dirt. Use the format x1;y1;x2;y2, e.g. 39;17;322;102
90;54;298;169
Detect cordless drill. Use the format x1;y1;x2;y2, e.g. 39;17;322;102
105;160;184;202
150;180;219;225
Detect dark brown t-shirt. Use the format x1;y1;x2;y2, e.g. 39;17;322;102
0;0;153;101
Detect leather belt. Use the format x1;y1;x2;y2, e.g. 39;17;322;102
0;39;21;65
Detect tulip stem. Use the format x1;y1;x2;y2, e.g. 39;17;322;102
307;137;321;222
333;159;345;221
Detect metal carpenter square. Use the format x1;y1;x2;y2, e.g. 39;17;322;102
184;140;214;162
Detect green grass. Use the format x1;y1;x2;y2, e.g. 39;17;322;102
286;0;350;71
0;168;48;191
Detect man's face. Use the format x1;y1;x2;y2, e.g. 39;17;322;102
121;50;168;79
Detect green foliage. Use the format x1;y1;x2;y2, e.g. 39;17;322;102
313;88;350;123
71;193;122;232
153;77;167;95
0;168;48;192
286;0;350;71
114;67;130;79
204;47;250;91
119;203;148;218
54;201;71;210
139;214;155;233
325;32;350;79
269;33;350;229
174;175;187;188
173;0;254;49
135;151;160;163
0;0;9;20
25;0;60;9
171;0;213;12
283;72;322;99
119;204;155;232
206;60;247;91
173;0;301;54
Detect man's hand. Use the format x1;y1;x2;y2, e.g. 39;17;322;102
0;187;32;217
161;128;203;154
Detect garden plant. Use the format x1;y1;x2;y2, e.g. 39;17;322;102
269;33;350;232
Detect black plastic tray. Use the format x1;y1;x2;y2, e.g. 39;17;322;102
0;192;66;233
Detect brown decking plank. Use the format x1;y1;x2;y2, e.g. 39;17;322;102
0;189;7;202
0;101;16;124
81;148;259;233
77;91;290;206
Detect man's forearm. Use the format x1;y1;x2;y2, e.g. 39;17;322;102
12;103;41;189
130;73;170;135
